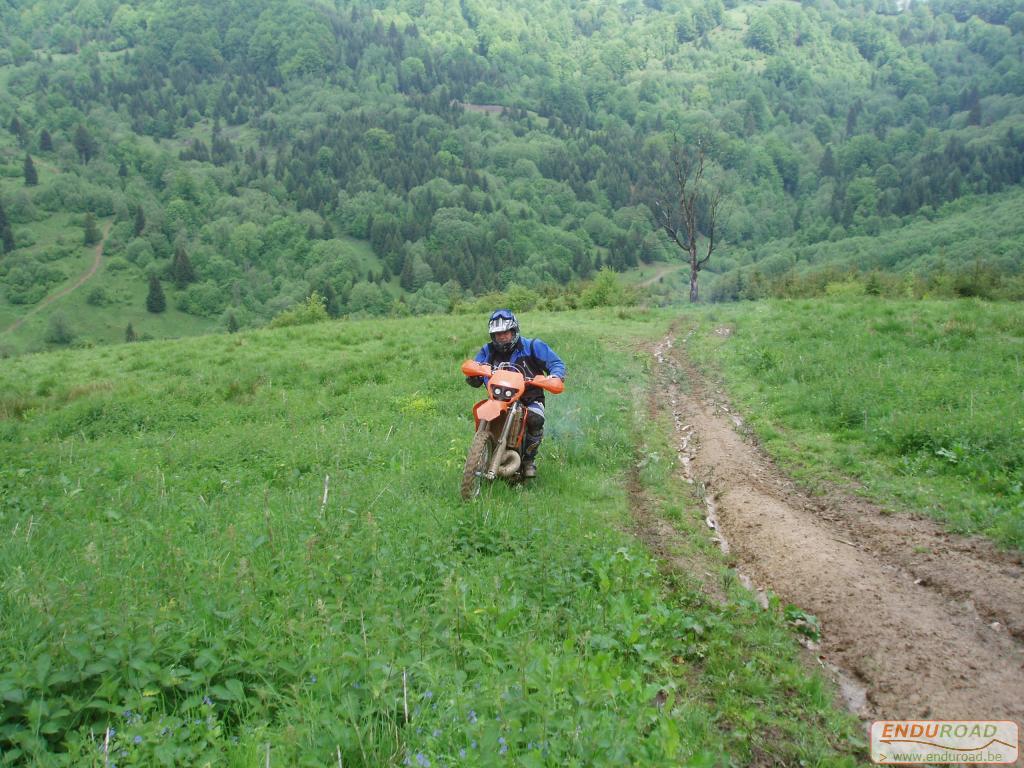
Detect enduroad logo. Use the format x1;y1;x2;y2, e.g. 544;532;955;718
870;721;1019;764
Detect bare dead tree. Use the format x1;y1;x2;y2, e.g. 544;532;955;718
651;136;725;302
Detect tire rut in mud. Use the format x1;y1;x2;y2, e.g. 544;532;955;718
651;331;1024;723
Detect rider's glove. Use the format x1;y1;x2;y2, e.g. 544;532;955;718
466;376;484;388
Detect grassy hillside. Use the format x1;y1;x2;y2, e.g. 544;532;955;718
711;190;1024;301
687;298;1024;549
0;311;862;765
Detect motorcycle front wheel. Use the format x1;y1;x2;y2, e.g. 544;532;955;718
461;421;496;501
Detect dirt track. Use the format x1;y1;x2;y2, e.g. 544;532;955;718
2;220;111;335
650;331;1024;723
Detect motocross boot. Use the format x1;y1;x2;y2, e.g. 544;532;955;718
523;408;543;479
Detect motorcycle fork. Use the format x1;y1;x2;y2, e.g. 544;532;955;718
485;404;521;479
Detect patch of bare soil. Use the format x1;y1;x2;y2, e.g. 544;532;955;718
650;331;1024;724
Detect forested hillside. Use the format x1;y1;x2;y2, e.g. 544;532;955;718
1;0;1023;351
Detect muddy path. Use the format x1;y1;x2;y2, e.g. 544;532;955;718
648;329;1024;724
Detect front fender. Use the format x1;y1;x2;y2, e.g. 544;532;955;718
474;398;507;425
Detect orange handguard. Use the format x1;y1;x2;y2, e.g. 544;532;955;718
530;375;564;394
462;360;492;378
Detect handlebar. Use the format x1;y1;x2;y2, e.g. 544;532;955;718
461;360;564;394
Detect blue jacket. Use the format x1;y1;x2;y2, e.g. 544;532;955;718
474;336;565;403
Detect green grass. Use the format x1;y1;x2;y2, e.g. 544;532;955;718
685;298;1024;549
0;310;862;766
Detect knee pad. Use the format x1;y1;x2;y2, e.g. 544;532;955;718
526;409;545;434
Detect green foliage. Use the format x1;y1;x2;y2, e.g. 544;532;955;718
146;275;166;313
170;245;196;289
580;267;637;308
0;254;66;304
0;202;14;253
268;291;329;328
82;213;100;246
43;313;74;344
22;154;37;186
711;192;1024;303
176;280;226;318
1;0;1023;349
85;285;110;306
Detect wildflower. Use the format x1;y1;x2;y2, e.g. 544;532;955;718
498;736;508;755
471;740;477;749
459;749;467;759
467;710;477;724
122;710;133;720
432;729;441;738
203;696;213;706
423;690;433;700
416;752;431;767
133;736;143;745
309;675;317;683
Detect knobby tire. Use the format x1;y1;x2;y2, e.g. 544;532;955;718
461;422;495;501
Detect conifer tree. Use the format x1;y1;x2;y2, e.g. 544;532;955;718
0;202;14;254
146;275;166;313
125;323;137;342
171;244;196;288
226;312;239;333
400;253;415;291
23;154;38;186
83;213;100;245
9;117;25;146
133;205;146;236
39;129;52;151
820;145;836;177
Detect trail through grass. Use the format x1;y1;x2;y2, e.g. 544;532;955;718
686;298;1024;549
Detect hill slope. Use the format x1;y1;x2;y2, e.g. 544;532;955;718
2;0;1023;353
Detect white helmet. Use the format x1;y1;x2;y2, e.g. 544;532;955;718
488;309;519;353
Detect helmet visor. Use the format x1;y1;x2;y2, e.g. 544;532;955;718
488;314;517;335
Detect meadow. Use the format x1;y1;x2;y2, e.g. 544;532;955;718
0;310;862;766
687;298;1024;549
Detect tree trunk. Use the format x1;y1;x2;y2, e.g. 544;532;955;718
689;245;699;302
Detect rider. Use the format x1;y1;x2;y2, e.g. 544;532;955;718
466;309;565;478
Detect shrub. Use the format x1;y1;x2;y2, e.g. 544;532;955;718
580;267;636;308
45;314;75;344
85;285;111;306
269;292;329;328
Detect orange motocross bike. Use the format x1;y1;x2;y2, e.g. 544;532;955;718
459;359;564;500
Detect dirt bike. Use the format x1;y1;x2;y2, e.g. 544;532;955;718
459;359;564;500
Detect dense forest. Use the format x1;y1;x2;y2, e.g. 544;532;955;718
1;0;1022;346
